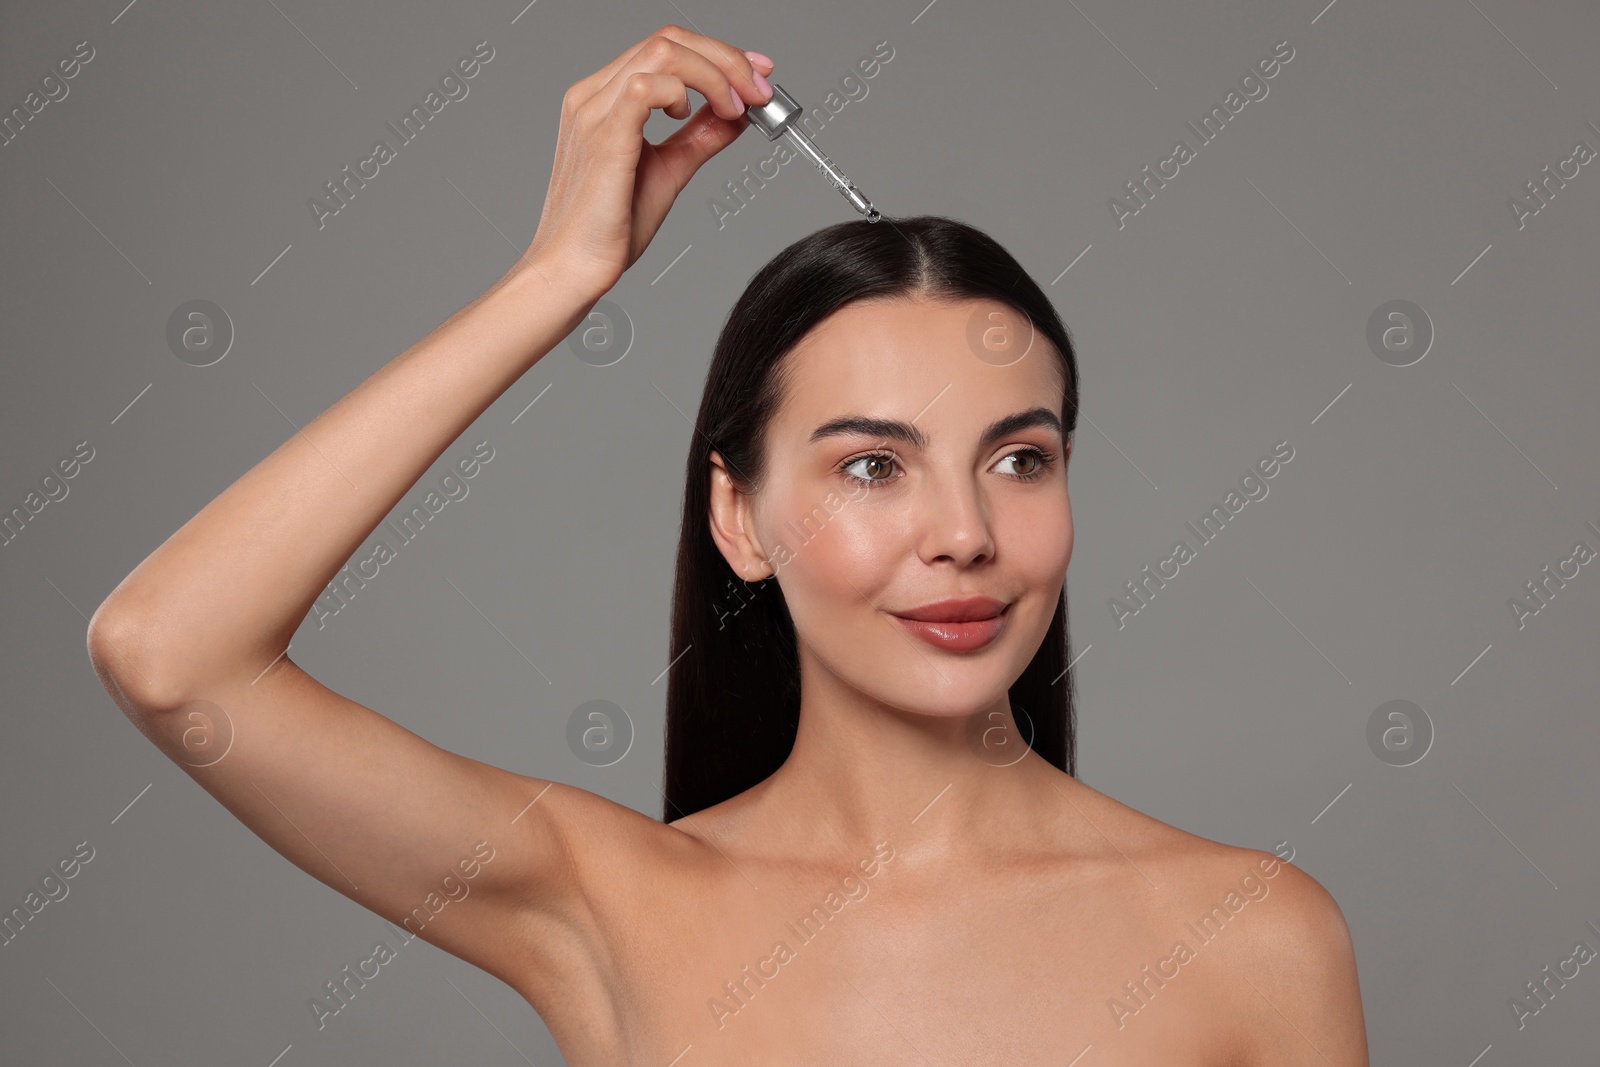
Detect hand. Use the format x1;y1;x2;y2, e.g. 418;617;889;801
518;26;774;300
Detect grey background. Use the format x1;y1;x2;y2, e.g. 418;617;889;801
3;0;1597;1062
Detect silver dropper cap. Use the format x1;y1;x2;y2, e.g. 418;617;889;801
744;83;881;222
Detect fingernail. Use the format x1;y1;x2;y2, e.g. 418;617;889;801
728;84;746;115
742;50;773;71
751;68;772;101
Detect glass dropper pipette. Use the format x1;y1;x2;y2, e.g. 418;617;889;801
742;83;882;222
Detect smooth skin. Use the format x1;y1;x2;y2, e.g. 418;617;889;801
87;26;1368;1067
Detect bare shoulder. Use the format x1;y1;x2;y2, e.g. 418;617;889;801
1053;776;1339;915
1056;779;1369;1064
1047;773;1247;877
1212;848;1370;1065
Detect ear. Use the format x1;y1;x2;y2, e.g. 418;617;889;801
707;450;774;581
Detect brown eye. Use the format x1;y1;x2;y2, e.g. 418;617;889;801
841;452;899;486
995;448;1056;481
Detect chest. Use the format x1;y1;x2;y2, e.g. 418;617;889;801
529;861;1252;1067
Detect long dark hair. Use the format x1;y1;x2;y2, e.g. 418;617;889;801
661;214;1081;821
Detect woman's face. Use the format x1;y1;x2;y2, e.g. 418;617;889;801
710;294;1073;719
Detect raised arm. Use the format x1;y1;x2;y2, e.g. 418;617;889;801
85;26;775;992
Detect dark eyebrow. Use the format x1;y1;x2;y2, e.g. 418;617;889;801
808;406;1063;452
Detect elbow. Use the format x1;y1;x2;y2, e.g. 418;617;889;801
86;601;193;715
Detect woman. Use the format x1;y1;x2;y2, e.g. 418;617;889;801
86;26;1368;1066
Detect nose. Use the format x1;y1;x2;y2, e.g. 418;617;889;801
916;470;996;567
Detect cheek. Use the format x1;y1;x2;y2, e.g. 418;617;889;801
1006;493;1073;583
754;479;915;647
769;492;905;611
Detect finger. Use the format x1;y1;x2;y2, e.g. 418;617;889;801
663;86;692;121
604;71;726;140
655;25;771;97
581;25;768;117
597;36;750;123
649;95;750;180
629;26;768;99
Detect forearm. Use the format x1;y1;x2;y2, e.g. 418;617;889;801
89;259;598;700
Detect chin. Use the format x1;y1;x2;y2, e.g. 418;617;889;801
864;659;1024;719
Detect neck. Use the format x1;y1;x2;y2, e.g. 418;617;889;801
741;656;1074;868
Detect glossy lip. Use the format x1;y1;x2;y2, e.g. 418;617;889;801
888;598;1012;652
890;596;1009;623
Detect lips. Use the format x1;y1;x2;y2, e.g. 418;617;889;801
890;596;1009;623
888;597;1012;652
